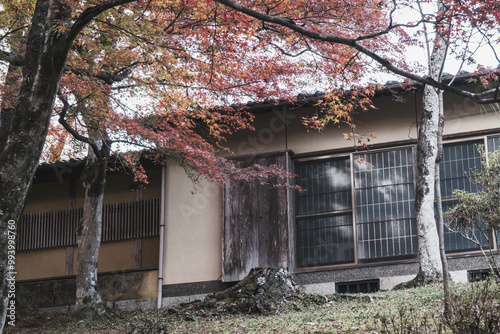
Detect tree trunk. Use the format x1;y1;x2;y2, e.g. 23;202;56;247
0;2;76;330
435;94;451;316
414;2;448;284
177;268;296;316
74;136;110;319
415;85;444;283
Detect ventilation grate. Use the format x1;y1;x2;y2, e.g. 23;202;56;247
468;269;499;282
336;279;379;293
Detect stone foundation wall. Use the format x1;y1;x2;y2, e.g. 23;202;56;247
16;269;158;308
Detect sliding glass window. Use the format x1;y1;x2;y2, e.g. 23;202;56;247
295;157;354;267
488;136;500;152
354;148;417;260
294;135;500;270
440;140;488;252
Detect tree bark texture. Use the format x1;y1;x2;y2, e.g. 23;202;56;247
415;2;448;283
0;1;133;328
434;94;451;316
416;85;444;283
74;135;110;318
0;1;76;330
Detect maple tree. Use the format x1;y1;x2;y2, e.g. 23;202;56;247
0;0;498;328
0;0;390;328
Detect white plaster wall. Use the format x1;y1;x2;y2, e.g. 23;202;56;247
379;275;417;290
163;164;223;284
450;270;468;283
226;92;500;157
287;96;420;154
300;282;336;294
444;99;500;135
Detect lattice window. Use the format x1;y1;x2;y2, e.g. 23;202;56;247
440;140;489;252
354;148;417;260
294;135;500;269
487;136;500;153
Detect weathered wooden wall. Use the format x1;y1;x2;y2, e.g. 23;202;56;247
222;152;292;281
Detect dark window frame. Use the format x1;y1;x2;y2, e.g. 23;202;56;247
294;155;355;268
353;147;418;261
439;138;495;253
294;135;500;271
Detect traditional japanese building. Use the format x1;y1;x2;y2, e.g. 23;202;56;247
16;73;500;310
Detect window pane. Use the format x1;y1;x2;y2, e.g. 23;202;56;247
296;158;352;216
441;201;492;252
296;213;355;267
295;157;354;267
439;140;491;253
354;148;417;260
439;140;483;200
488;136;500;153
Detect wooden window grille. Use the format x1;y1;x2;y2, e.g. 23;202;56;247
439;140;490;253
17;198;160;251
354;148;418;260
294;135;500;269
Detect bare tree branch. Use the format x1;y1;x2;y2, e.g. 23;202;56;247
1;45;137;85
0;50;23;66
473;24;500;65
57;93;102;159
0;22;29;43
66;65;133;85
66;0;139;43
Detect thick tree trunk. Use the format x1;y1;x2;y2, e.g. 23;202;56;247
0;1;137;330
74;137;110;319
414;2;448;283
0;2;75;331
415;85;444;283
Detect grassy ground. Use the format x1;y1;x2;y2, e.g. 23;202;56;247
1;284;455;334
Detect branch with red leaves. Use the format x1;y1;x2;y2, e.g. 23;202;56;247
214;0;500;104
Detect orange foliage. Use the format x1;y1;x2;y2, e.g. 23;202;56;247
1;0;497;184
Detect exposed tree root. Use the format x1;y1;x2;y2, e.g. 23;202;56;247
172;268;297;316
393;267;443;290
72;300;112;322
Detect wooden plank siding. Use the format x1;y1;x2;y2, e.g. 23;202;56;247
222;152;292;281
17;198;160;251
